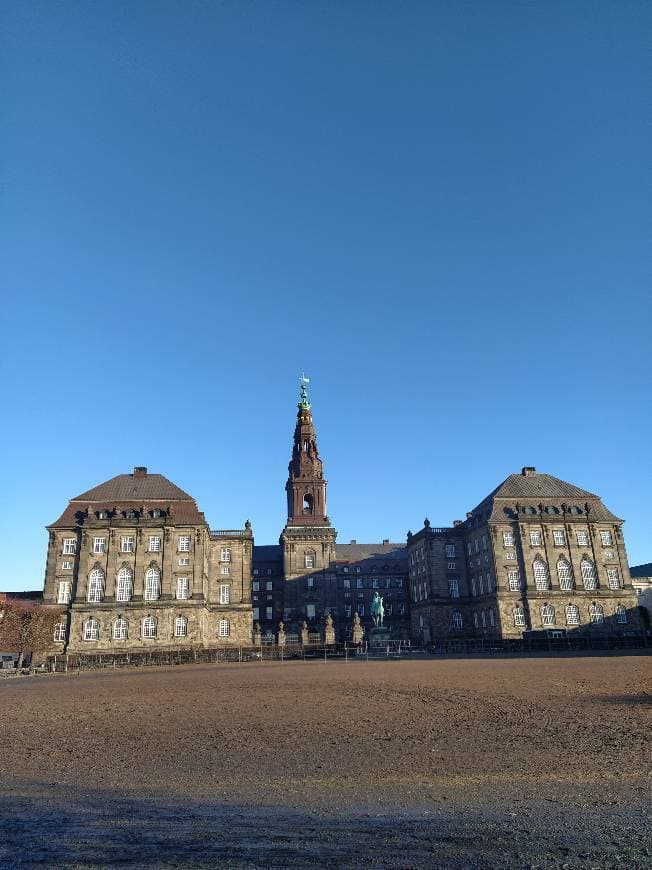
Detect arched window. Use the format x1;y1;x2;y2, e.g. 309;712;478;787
53;623;66;643
87;569;104;602
452;611;463;629
565;604;580;626
589;603;604;624
144;568;161;601
113;617;128;639
513;606;526;627
541;604;555;626
533;559;549;591
303;494;314;515
615;605;627;624
174;616;188;637
557;558;573;591
581;559;597;590
116;568;133;602
142;616;157;638
305;550;316;569
83;618;99;641
219;618;230;637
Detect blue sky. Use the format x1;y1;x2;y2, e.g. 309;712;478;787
1;1;650;591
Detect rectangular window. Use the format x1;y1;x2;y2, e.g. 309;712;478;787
359;604;365;617
176;577;189;600
344;604;352;618
372;578;379;588
343;578;350;589
63;538;76;555
342;566;349;573
530;530;542;547
305;553;315;568
355;566;361;573
218;619;230;637
62;561;73;570
507;570;520;591
121;536;134;553
445;544;456;558
221;565;230;574
486;572;493;593
553;530;566;546
576;531;589;546
356;578;363;589
306;577;314;589
306;604;316;619
478;575;484;595
253;607;260;621
178;536;191;552
266;606;273;620
179;557;190;566
514;609;526;627
505;551;516;560
252;581;259;592
93;538;106;554
253;569;259;576
266;581;272;591
221;548;231;562
607;568;620;589
219;584;230;604
447;562;456;570
57;581;71;604
149;536;161;552
448;577;459;598
467;543;472;557
474;539;480;553
503;532;514;548
471;577;476;596
600;531;613;546
482;536;487;551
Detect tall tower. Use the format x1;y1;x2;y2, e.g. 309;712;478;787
281;376;337;625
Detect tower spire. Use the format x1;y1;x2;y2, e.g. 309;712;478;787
298;373;311;410
285;376;327;524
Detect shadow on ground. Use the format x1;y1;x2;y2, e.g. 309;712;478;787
1;781;650;869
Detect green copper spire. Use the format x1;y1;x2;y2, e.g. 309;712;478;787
298;373;311;410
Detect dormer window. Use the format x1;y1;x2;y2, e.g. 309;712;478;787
125;509;138;519
151;509;162;518
97;510;109;520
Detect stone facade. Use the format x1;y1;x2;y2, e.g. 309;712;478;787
408;467;643;643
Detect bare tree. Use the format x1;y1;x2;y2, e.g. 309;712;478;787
0;596;64;669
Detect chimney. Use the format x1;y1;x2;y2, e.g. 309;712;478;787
522;466;536;477
453;519;462;527
466;512;473;519
134;466;148;479
350;539;357;544
382;538;389;545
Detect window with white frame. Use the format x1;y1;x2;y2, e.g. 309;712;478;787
113;617;128;639
142;616;157;638
606;567;620;589
615;605;627;624
176;577;189;600
307;577;314;589
121;536;134;553
507;570;520;591
448;562;456;570
62;561;73;570
553;530;566;546
93;537;106;554
600;530;613;547
344;604;352;618
452;611;463;630
359;604;365;617
87;569;104;602
505;551;516;560
489;608;495;627
481;610;487;628
355;566;361;573
486;572;493;593
471;577;476;596
343;566;349;573
305;552;315;568
533;559;549;591
252;607;260;621
541;604;555;626
478;575;485;595
356;577;363;588
604;550;614;559
253;569;259;576
148;536;161;553
576;531;589;547
57;581;71;604
178;535;191;552
265;606;273;620
474;539;480;554
83;619;99;641
221;548;231;562
116;568;133;602
445;544;456;558
565;604;580;625
219;618;230;637
179;557;190;566
557;558;573;591
174;616;188;637
473;611;479;629
589;603;604;624
265;581;272;591
343;578;351;589
529;530;542;547
144;568;161;600
482;536;488;551
219;584;230;604
221;565;230;575
252;580;259;592
53;622;66;642
448;577;459;598
581;558;597;590
63;538;76;555
513;607;526;627
503;531;514;547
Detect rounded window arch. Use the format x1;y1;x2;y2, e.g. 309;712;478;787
541;604;555;626
513;606;526;627
581;558;597;590
144;568;161;601
533;558;550;591
53;622;66;643
302;493;314;515
142;616;157;638
589;603;604;624
174;615;188;637
452;611;463;630
87;569;105;602
557;557;574;591
116;568;133;602
565;604;580;625
218;618;230;638
83;618;100;641
113;617;128;639
615;605;627;624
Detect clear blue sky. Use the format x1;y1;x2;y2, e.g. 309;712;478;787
1;1;650;591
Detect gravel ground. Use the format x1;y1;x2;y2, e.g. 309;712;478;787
1;655;650;868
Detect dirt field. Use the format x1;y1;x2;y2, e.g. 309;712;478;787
1;655;650;868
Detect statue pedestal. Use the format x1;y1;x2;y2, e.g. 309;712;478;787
368;625;392;648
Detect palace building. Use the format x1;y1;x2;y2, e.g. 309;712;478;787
41;381;643;652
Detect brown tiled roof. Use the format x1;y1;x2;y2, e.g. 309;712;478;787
73;473;193;502
336;543;407;565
